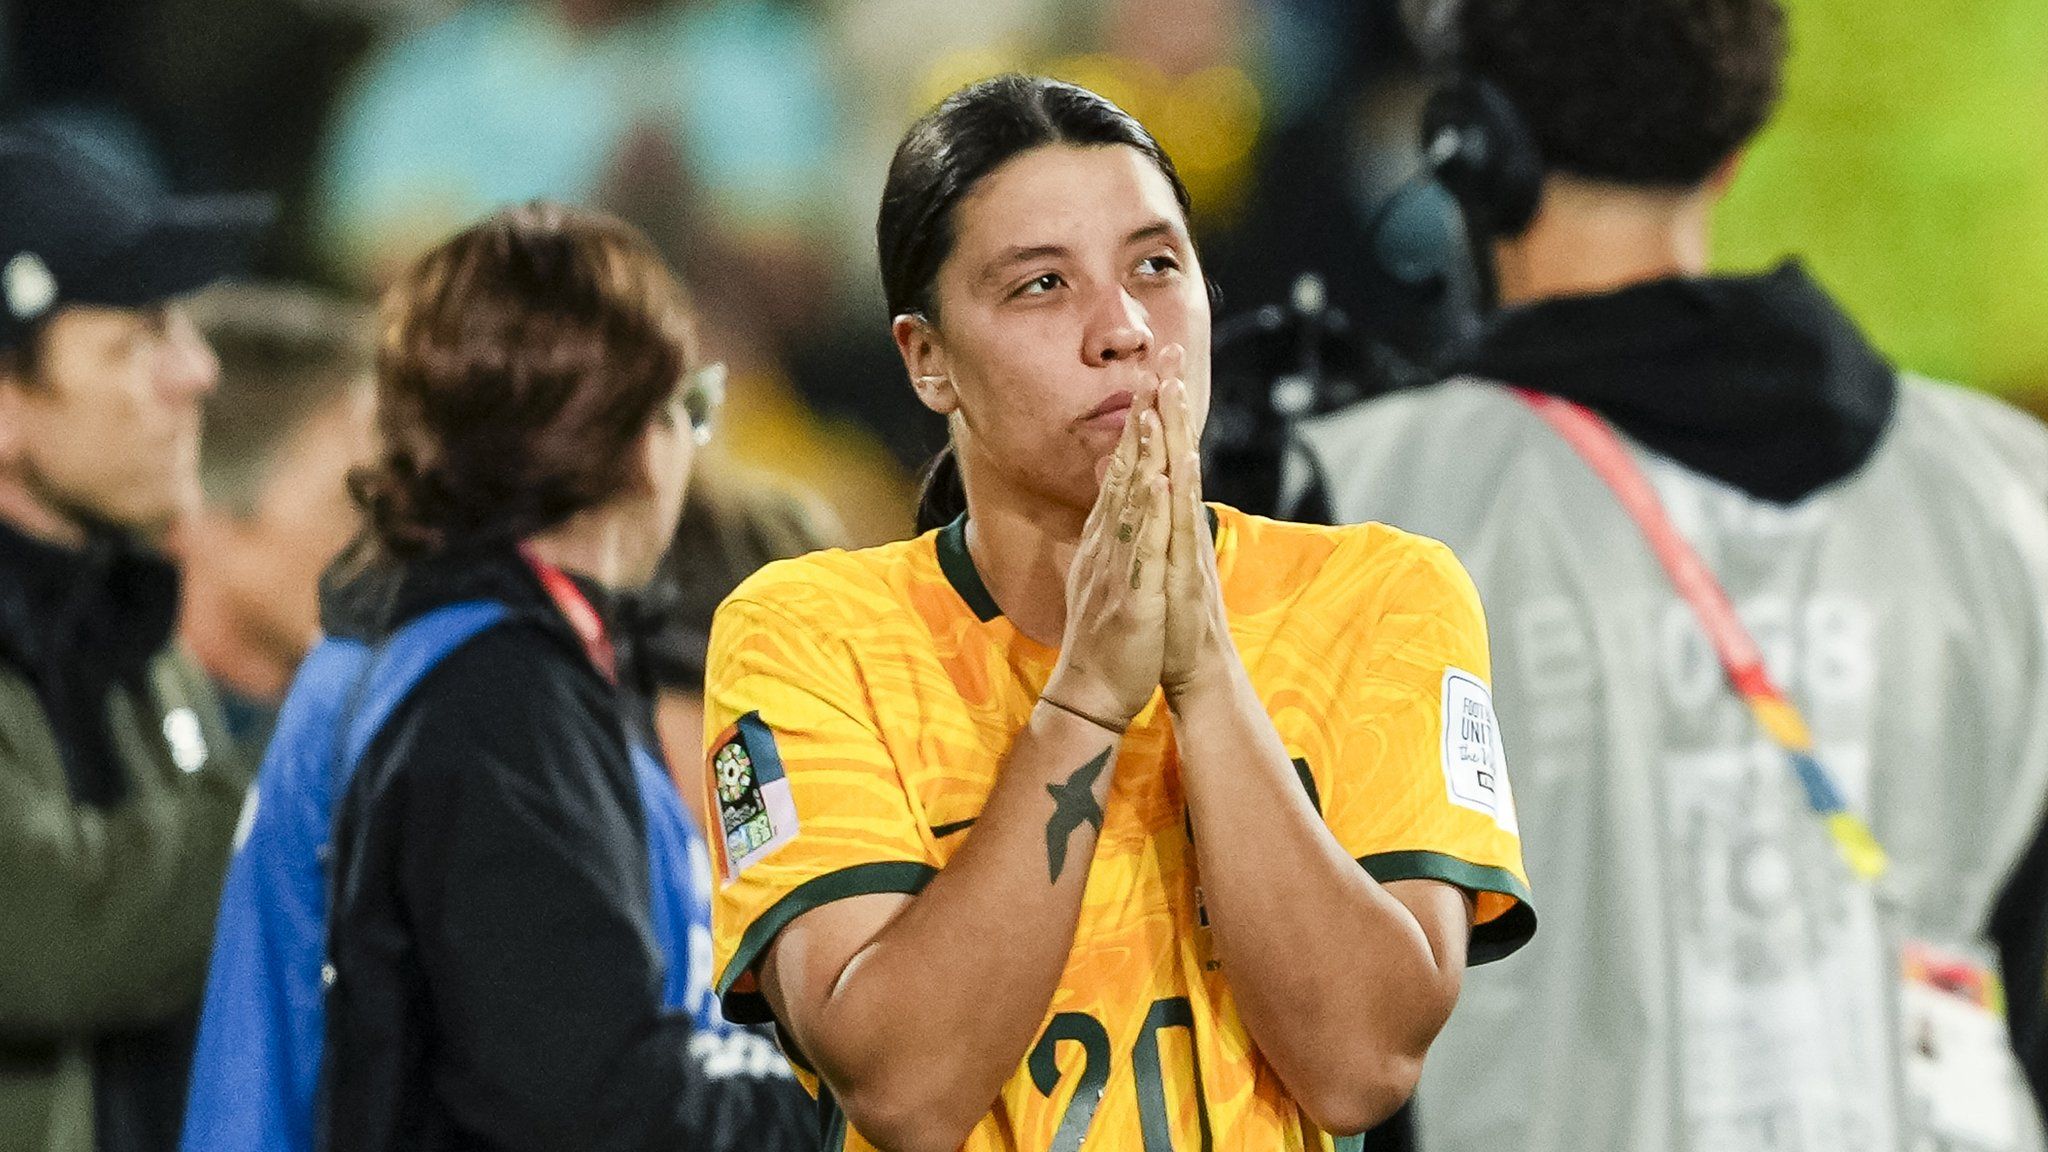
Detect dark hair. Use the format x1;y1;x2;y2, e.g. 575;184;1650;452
1461;0;1787;187
877;74;1195;534
350;202;698;559
640;467;845;691
0;319;54;388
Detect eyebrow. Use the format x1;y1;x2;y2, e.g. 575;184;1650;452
977;219;1185;286
979;244;1069;286
1123;220;1178;248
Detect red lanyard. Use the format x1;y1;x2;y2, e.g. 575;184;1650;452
1516;390;1772;695
1514;388;1889;882
518;544;617;685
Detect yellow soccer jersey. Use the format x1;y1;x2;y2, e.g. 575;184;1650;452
702;505;1534;1152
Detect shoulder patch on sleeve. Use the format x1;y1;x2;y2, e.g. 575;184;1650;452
1441;669;1518;835
709;712;799;884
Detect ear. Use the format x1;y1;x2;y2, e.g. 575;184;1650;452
1704;151;1745;198
0;374;27;467
892;313;960;418
623;422;664;499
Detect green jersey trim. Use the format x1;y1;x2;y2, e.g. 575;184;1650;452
935;507;1226;625
716;859;939;1024
935;515;1002;622
1357;850;1537;966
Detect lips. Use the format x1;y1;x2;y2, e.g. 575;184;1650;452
1084;390;1135;423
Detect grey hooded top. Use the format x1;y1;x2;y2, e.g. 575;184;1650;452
1291;266;2048;1152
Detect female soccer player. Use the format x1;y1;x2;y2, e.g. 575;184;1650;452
704;76;1534;1151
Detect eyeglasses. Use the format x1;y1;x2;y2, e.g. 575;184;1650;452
680;361;726;447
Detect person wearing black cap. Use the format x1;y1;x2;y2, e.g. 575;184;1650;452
0;131;268;1152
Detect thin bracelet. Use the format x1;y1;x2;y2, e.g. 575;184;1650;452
1037;693;1129;736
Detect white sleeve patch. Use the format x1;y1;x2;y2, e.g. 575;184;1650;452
1442;669;1518;835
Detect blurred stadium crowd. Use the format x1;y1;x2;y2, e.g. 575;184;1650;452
8;0;2048;1150
17;0;2048;553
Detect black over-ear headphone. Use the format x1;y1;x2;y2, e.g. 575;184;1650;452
1419;74;1546;241
1356;72;1546;312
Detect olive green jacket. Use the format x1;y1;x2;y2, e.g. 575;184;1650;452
0;645;249;1152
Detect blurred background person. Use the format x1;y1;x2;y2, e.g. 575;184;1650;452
1289;2;2048;1151
300;202;810;1152
179;242;826;1152
308;0;923;543
174;283;374;747
311;0;837;305
636;465;847;774
0;130;263;1152
9;0;2048;489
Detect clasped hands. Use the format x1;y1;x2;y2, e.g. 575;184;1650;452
1042;345;1237;734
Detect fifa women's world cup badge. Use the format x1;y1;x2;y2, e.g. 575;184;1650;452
715;742;754;806
715;743;770;847
708;711;799;884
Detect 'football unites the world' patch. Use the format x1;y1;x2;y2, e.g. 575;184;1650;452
1441;668;1518;835
708;711;799;884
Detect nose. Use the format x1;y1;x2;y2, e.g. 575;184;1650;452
156;309;219;401
1082;287;1152;368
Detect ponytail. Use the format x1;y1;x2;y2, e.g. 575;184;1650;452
914;443;968;534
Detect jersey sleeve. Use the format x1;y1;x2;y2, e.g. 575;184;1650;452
701;591;938;1024
1314;535;1535;965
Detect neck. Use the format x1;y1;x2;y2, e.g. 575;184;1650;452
172;517;316;702
0;473;87;550
1494;175;1716;307
523;508;641;591
959;463;1087;648
179;575;307;701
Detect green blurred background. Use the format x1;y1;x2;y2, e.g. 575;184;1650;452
1717;0;2048;401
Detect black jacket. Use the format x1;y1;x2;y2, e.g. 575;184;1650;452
317;544;816;1152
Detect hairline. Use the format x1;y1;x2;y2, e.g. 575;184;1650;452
928;142;1195;317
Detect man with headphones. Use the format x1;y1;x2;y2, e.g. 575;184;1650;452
1289;2;2048;1151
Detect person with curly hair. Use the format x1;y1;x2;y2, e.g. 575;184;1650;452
184;202;817;1152
1291;2;2048;1150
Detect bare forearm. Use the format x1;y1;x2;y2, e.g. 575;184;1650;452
1171;666;1457;1129
806;704;1119;1144
769;399;1174;1151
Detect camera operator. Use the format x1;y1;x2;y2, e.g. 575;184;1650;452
1287;2;2048;1151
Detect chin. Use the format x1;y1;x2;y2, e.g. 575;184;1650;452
1060;470;1109;517
114;512;183;548
115;487;199;544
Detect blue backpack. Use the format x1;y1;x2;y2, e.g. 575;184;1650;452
181;602;723;1152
